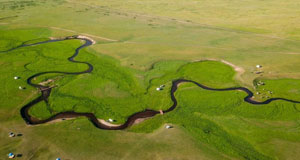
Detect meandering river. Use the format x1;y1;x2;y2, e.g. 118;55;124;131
4;36;298;130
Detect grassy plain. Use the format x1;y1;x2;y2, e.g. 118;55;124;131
1;0;300;87
1;0;300;160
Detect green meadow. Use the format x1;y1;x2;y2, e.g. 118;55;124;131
1;0;300;159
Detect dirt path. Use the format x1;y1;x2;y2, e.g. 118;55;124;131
48;26;118;42
220;60;245;74
220;59;245;83
285;52;300;55
193;59;245;84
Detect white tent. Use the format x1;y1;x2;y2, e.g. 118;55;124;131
165;125;172;129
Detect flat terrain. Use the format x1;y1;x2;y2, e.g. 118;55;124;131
1;0;300;160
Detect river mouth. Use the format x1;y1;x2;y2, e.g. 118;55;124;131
3;36;297;130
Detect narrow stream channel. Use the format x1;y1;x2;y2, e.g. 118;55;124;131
3;36;299;130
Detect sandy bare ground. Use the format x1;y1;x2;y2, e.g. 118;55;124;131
132;117;152;125
98;119;122;127
32;117;151;127
77;35;96;44
98;117;152;127
51;34;96;44
38;79;54;86
48;118;76;124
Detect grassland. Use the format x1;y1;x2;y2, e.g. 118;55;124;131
1;0;300;159
1;0;300;87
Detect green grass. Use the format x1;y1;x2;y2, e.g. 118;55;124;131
1;0;300;88
132;82;300;159
0;27;51;50
254;78;300;101
1;28;300;160
1;0;300;159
